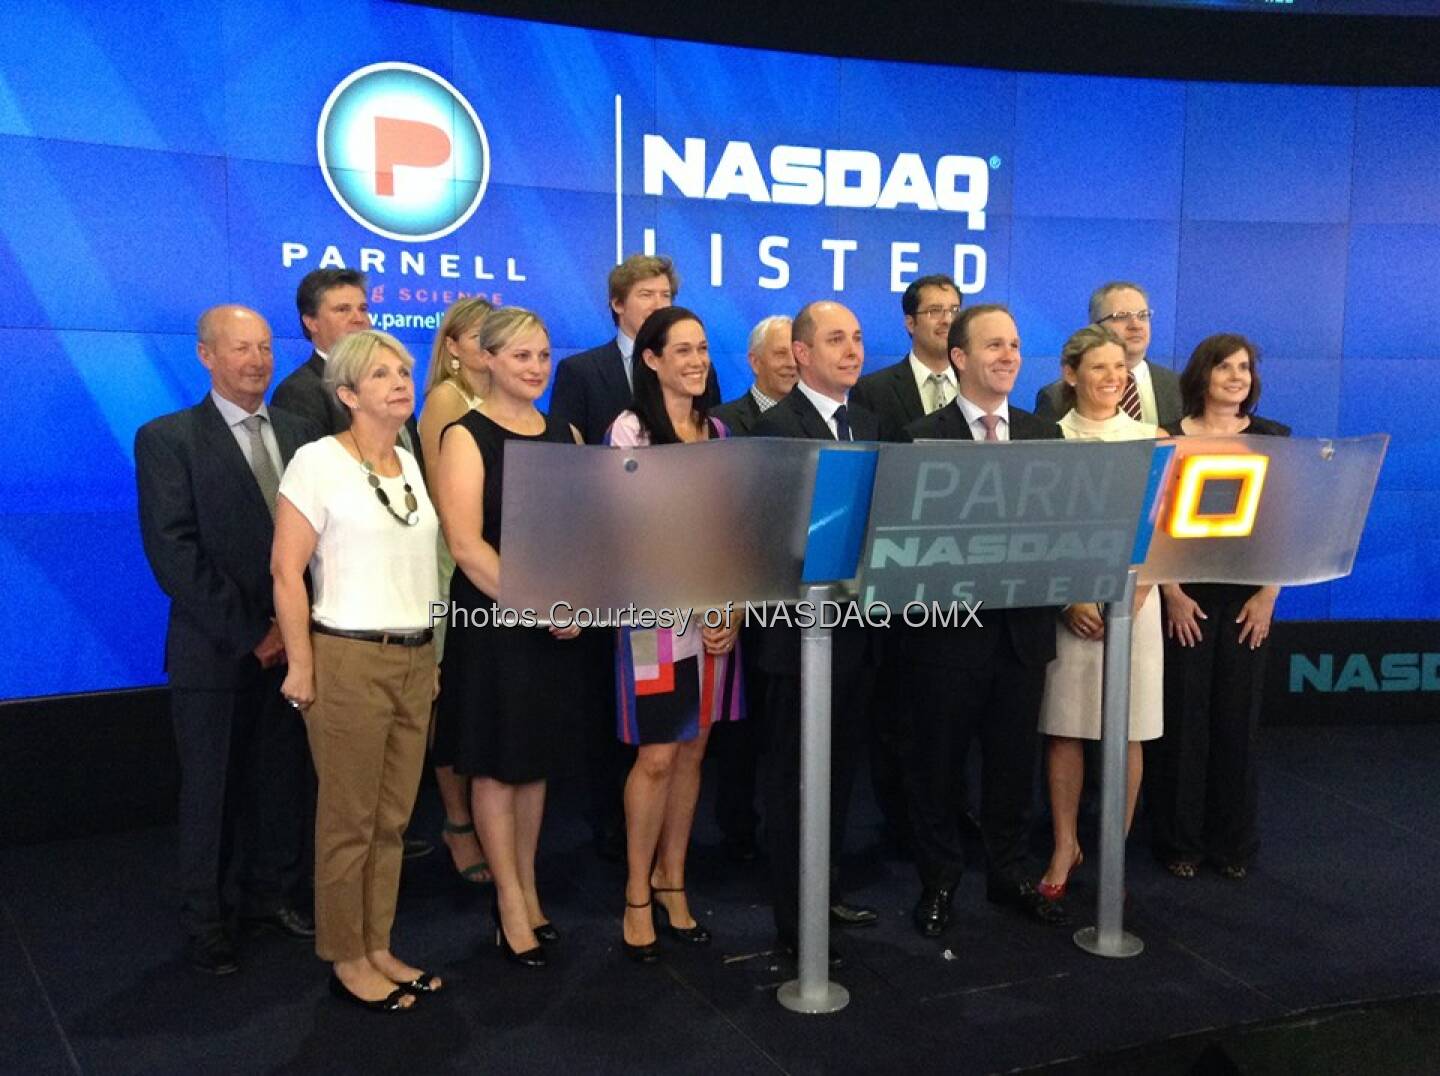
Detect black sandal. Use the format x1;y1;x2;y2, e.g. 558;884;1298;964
392;971;443;994
328;973;414;1012
1166;861;1198;879
651;886;712;945
622;897;659;963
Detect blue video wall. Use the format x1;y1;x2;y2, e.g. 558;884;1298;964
1;0;1436;699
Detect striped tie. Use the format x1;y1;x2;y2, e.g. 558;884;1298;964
1119;372;1143;421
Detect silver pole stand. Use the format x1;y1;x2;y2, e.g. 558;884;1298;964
778;582;850;1014
1074;568;1145;959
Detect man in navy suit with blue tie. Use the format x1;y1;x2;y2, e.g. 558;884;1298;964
136;306;319;974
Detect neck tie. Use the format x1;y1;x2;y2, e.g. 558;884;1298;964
978;413;1001;442
241;415;279;517
1119;372;1143;421
925;372;953;415
833;403;852;442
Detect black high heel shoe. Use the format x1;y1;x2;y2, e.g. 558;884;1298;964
533;922;560;944
651;886;712;945
491;897;545;968
328;972;415;1012
622;898;660;964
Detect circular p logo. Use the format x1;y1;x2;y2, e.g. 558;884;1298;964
317;62;490;242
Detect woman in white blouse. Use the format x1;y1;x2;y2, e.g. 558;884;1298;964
1036;324;1163;902
273;329;441;1013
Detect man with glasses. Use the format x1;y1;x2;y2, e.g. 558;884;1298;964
851;274;963;439
1033;281;1182;427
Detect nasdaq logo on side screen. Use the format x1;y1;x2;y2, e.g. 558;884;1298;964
317;62;490;242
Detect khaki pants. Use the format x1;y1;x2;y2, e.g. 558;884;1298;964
305;632;434;962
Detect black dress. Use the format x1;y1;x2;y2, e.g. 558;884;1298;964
1147;414;1290;869
436;410;589;783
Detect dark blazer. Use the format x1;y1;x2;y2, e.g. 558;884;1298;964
897;400;1063;669
1161;414;1291;438
850;355;959;441
709;390;765;436
270;350;423;474
748;387;881;675
1034;359;1183;428
550;337;723;445
135;396;319;690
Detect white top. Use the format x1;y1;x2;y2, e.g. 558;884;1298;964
278;436;439;631
1058;408;1158;443
953;392;1012;441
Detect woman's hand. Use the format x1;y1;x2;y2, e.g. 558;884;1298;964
1235;587;1278;650
1163;584;1206;647
549;623;581;641
1062;603;1104;641
280;664;315;713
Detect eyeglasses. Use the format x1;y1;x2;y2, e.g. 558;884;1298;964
916;305;961;320
1098;309;1154;325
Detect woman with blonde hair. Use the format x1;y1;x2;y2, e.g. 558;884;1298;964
435;306;591;968
418;296;494;886
1036;323;1163;902
273;329;440;1012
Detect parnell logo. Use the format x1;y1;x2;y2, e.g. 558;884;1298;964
317;62;490;242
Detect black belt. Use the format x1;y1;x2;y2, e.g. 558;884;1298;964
311;623;434;647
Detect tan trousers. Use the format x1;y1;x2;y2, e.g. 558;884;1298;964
305;632;434;962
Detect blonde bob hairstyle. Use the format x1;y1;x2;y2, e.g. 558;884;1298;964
1057;323;1125;413
425;296;495;395
324;329;416;411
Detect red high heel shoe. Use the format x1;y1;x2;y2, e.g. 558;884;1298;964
1037;850;1084;902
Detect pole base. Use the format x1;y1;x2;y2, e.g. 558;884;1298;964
778;979;850;1014
1073;925;1144;958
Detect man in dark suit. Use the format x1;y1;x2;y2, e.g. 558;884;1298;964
710;314;796;436
1033;281;1181;427
849;273;964;853
135;305;318;974
899;303;1070;937
271;268;424;473
549;253;721;445
850;273;962;439
751;301;881;957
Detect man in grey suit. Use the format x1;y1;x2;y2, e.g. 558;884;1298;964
1033;281;1182;427
710;314;796;435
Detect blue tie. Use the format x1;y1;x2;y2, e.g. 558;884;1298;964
833;404;851;442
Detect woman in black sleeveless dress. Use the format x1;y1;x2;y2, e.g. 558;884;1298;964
435;307;587;968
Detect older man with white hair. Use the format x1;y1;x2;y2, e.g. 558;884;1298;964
710;314;797;435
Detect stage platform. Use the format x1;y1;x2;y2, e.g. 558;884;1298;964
3;724;1438;1074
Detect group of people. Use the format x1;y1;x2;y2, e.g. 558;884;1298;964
134;255;1286;1013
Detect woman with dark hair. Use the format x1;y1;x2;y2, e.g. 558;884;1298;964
1150;333;1289;882
605;306;743;962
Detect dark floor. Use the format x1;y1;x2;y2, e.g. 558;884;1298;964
4;724;1440;1075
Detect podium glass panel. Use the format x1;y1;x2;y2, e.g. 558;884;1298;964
499;439;825;614
1138;434;1387;586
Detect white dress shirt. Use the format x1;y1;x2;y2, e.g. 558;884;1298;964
795;379;851;440
908;351;957;414
953;392;1012;442
211;390;284;476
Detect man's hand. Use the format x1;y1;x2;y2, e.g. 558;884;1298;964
253;622;286;669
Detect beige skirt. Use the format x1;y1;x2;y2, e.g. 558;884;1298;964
1038;587;1164;741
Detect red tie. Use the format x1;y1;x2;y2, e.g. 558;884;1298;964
1119;373;1143;421
979;413;1000;441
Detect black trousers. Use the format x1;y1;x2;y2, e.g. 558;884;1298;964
170;667;308;937
763;662;874;940
901;645;1045;892
1146;585;1268;868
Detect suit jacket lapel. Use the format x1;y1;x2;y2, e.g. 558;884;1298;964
892;363;926;424
600;340;632;415
789;391;836;441
198;396;271;518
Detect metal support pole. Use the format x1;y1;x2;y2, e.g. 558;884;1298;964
778;583;850;1013
1074;568;1145;959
